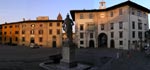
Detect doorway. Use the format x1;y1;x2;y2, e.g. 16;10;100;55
98;33;107;48
89;40;95;48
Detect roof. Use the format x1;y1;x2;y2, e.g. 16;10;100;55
1;20;64;25
70;1;150;21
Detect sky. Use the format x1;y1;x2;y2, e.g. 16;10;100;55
0;0;150;24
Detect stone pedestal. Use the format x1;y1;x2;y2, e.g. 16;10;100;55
60;41;77;68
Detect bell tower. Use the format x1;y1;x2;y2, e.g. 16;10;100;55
99;0;106;9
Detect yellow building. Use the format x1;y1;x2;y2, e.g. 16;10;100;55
0;25;2;44
1;13;63;48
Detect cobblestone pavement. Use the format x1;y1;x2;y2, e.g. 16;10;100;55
1;45;150;70
110;50;150;70
0;45;61;70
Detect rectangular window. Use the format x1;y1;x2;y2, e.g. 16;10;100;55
137;10;142;17
49;29;52;34
22;31;25;34
119;31;123;38
57;29;60;34
49;23;52;26
110;23;114;30
143;12;146;18
80;33;84;38
9;26;12;28
0;37;2;41
4;26;7;28
110;11;113;17
132;21;135;29
132;31;135;38
39;37;43;42
57;22;60;26
0;32;2;35
90;33;93;38
119;21;123;29
4;32;7;35
132;8;135;15
138;19;142;30
15;37;18;41
39;30;43;35
119;41;123;45
138;31;142;39
80;24;84;31
22;37;25;42
80;41;84;44
89;14;93;19
119;8;123;15
4;37;6;41
15;31;19;34
30;30;34;34
111;32;114;38
15;25;19;28
80;14;84;19
101;24;104;30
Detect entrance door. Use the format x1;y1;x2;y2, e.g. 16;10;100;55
9;38;12;45
110;40;115;48
52;41;57;48
30;37;35;43
89;40;95;48
98;33;107;48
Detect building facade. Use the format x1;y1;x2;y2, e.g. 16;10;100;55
0;25;2;44
70;0;150;50
1;14;63;48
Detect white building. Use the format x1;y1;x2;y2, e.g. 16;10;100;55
70;0;150;50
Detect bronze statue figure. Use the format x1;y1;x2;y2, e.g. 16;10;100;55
62;14;74;42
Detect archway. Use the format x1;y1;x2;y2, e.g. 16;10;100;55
52;41;57;48
30;37;35;43
89;40;95;48
110;40;115;48
98;33;107;48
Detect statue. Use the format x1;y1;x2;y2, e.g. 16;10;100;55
62;14;74;42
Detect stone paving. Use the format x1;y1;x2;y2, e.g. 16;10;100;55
0;45;61;70
0;44;150;70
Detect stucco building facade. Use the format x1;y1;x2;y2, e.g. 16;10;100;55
1;13;63;48
70;0;150;50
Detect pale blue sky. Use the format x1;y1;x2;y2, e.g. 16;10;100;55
0;0;150;24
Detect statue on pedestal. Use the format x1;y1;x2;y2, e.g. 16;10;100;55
62;14;74;43
61;14;76;68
